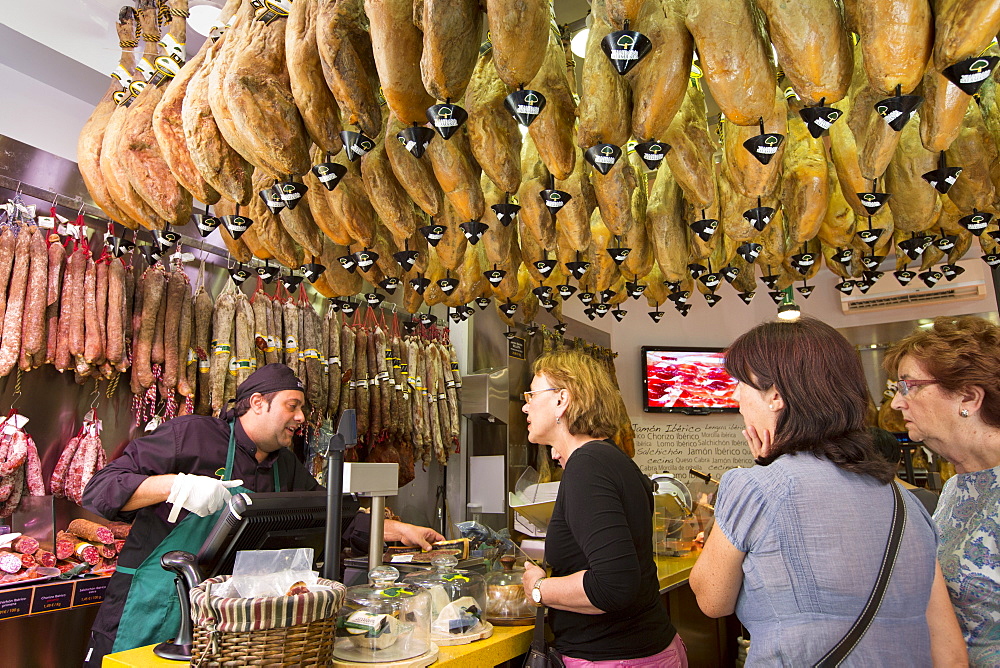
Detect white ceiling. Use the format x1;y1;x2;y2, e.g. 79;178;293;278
3;0;125;76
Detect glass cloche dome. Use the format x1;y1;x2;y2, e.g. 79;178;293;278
404;555;489;641
333;565;432;662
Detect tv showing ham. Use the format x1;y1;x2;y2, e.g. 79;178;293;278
642;347;739;414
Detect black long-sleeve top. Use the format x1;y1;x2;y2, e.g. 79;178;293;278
545;440;675;660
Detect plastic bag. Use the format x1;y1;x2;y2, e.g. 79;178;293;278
229;548;319;598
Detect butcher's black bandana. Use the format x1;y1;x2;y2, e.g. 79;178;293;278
236;364;304;403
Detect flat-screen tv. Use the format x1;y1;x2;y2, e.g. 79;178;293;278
642;346;739;414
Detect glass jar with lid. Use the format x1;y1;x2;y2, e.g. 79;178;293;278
333;565;432;662
483;555;535;625
404;554;489;641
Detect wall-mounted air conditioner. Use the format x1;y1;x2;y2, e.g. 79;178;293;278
840;259;988;314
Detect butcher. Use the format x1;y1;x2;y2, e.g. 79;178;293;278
81;363;443;666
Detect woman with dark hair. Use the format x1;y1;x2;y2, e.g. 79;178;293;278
690;318;967;666
519;350;686;666
885;316;1000;667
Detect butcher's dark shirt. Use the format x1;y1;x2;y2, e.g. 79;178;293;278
81;414;368;662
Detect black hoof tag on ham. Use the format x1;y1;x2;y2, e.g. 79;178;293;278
943;56;1000;95
426;103;468;140
585;144;622;175
798;106;842;138
504;89;546;127
601;29;652;75
396;126;435;159
311;162;348;191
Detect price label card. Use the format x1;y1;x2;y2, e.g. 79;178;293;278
0;587;32;620
72;578;109;607
31;582;74;614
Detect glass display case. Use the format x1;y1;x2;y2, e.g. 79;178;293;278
404;555;489;642
333;566;432;663
483;555;535;626
651;474;715;557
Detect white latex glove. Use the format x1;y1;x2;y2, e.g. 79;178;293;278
166;473;244;523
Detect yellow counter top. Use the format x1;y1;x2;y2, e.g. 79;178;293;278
656;551;700;592
104;555;698;668
103;626;534;668
435;625;533;667
102;646;180;667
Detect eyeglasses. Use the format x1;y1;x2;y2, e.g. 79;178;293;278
896;379;938;396
523;388;560;403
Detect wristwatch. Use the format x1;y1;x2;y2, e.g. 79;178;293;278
531;577;547;605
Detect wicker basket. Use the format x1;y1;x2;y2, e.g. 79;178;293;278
190;575;346;667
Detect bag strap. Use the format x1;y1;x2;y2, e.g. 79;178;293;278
813;481;906;668
532;604;547;652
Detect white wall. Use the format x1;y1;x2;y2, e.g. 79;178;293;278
0;63;96;163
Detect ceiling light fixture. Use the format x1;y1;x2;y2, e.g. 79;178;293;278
571;28;589;58
567;13;591;59
776;287;800;321
188;0;225;37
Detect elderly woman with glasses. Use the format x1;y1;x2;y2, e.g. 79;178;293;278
690;318;967;666
885;316;1000;667
519;350;686;667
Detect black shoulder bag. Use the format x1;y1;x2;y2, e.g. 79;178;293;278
813;481;907;668
523;605;565;668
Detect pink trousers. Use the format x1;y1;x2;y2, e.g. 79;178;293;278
560;633;688;668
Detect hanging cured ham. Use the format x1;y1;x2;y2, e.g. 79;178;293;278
77;7;141;230
484;0;549;88
755;0;852;105
686;0;775;126
364;0;434;124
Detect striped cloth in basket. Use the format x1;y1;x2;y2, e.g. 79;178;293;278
190;575;346;632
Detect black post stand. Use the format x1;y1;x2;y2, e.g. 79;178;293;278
899;443;919;486
153;550;204;661
322;410;357;581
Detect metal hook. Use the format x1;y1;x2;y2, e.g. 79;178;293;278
10;368;23;411
90;380;102;410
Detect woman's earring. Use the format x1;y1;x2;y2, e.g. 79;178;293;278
960;408;970;418
769;403;775;410
556;417;560;424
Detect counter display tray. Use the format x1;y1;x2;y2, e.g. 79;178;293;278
344;556;487;576
488;615;534;627
434;621;494;646
0;567;60;589
333;643;439;668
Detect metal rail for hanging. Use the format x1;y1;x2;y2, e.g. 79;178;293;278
0;173;229;260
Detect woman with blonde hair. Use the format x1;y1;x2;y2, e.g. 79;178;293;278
885;315;1000;667
520;350;686;666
